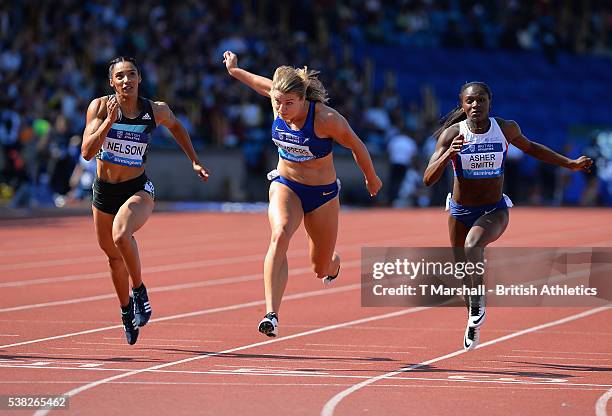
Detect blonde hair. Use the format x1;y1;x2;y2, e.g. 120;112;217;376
272;66;328;103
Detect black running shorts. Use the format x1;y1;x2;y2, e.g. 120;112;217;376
92;173;155;215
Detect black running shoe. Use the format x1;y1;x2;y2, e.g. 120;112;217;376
121;298;139;345
258;312;278;337
133;283;152;327
323;265;340;285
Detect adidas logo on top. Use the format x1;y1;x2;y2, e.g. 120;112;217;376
142;113;151;120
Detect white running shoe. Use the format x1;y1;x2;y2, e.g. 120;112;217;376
258;312;278;337
463;325;480;351
468;295;486;328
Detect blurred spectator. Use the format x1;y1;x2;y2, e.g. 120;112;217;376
2;1;611;207
502;144;524;202
65;141;97;205
386;124;417;206
422;132;452;207
0;99;22;189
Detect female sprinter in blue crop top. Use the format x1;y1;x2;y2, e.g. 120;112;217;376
82;57;210;345
223;50;382;338
423;81;592;351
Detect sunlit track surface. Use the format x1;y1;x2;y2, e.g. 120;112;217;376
0;208;610;416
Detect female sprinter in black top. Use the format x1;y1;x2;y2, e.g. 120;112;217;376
82;57;210;344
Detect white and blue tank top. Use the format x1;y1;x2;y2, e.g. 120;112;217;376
97;96;156;168
452;117;508;178
271;101;333;163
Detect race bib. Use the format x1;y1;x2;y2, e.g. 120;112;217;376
459;142;505;178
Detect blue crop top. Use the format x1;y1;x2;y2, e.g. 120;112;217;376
271;101;333;162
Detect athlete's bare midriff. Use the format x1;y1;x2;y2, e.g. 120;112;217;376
277;153;337;185
96;160;145;184
452;175;504;206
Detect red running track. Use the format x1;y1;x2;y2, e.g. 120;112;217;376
0;208;611;416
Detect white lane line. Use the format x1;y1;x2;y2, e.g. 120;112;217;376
32;307;430;416
0;242;95;258
284;348;422;354
4;363;612;387
0;238;333;288
0;294;117;313
0;252;265;288
596;388;612;416
2;243;590;310
0;216;378;271
211;364;361;371
73;342;207;348
218;358;377;366
512;349;612;356
0;280;362;350
0;255;116;271
306;343;426;349
2;381;606;391
0;217;378;258
0;218;384;262
0;237;264;271
2;351;143;357
0;271;109;289
498;355;612;361
0;227;264;258
101;337;223;343
0;260;357;313
321;304;612;416
0;246;219;271
0;234;417;288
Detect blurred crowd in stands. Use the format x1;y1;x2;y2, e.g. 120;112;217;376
1;0;611;208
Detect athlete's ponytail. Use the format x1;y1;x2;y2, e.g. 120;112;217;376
297;66;328;103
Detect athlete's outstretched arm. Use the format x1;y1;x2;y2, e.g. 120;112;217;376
423;127;463;186
319;106;382;197
223;51;272;98
154;102;210;181
501;119;592;172
82;97;117;160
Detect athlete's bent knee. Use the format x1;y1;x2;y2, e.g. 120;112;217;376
270;226;292;249
464;237;487;253
107;256;124;270
464;238;480;249
112;228;132;250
